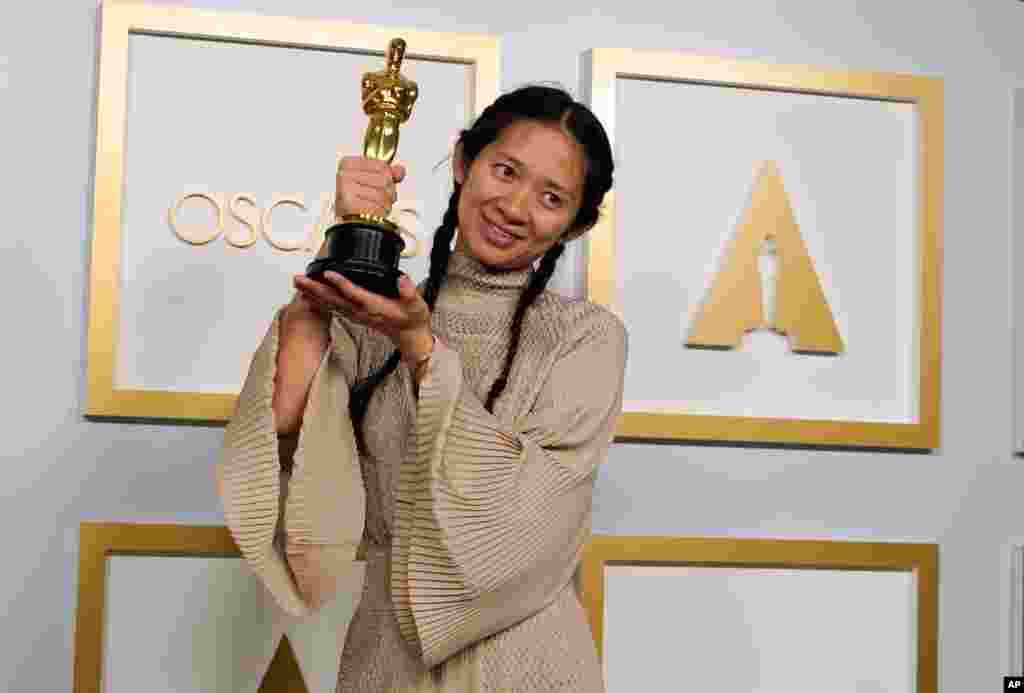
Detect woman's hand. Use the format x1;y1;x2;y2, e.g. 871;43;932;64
336;156;406;218
302;155;432;364
293;271;434;365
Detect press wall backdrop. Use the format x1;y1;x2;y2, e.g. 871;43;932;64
2;0;1024;690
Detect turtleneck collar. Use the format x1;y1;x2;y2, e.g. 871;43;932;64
442;246;533;297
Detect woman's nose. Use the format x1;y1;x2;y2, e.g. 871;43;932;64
496;185;528;223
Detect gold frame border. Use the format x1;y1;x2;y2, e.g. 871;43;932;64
580;535;938;692
583;49;943;449
86;0;501;422
73;523;242;693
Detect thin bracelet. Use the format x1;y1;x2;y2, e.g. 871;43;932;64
411;336;436;383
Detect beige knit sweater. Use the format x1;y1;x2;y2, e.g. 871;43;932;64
217;249;627;692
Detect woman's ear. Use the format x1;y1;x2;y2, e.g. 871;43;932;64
453;142;467;185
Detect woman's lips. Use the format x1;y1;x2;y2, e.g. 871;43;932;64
482;221;519;249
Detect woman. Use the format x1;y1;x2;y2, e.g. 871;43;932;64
217;85;627;692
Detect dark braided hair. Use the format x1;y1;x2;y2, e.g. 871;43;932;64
349;85;614;444
484;241;564;411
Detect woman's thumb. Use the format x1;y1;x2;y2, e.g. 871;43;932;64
397;274;417;299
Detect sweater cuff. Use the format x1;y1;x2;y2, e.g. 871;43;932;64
282;341;365;609
217;310;310;617
390;338;465;658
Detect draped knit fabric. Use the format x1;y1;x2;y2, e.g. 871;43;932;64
217;248;628;692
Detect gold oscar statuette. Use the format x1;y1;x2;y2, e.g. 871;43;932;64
306;38;420;298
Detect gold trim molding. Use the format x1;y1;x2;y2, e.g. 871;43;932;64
583;48;943;449
73;523;311;693
74;523;237;692
86;0;500;422
580;535;938;693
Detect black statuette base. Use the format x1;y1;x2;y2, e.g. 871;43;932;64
305;220;406;299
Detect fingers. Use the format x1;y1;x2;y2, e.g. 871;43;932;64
295;270;431;344
346;179;395;214
336;157;406;218
338;156;391;174
325;272;394;317
293;276;356;316
294;273;398;324
339;156;406;180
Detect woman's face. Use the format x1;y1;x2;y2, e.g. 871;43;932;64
453;119;585;270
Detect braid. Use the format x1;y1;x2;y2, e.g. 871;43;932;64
348;187;461;445
422;185;461;311
484;242;564;412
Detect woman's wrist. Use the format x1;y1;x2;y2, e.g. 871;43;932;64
281;297;331;342
398;327;435;370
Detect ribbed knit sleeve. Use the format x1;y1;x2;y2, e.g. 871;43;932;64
390;309;627;667
216;311;366;617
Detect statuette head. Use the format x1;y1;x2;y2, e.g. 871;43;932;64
361;38;419;123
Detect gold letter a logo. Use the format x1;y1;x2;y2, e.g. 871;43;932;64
687;161;844;354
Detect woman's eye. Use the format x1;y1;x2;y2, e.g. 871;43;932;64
494;163;515;179
543;192;563;208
